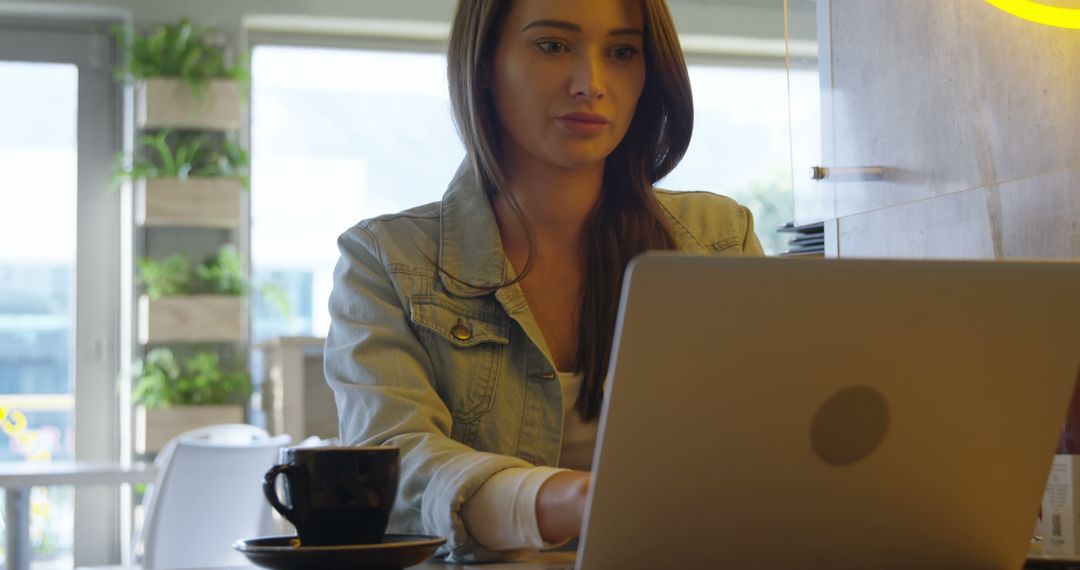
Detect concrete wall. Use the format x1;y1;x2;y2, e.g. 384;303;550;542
816;0;1080;260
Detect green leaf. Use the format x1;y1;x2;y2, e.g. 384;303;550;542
147;28;167;64
145;130;176;176
137;253;192;298
133;348;184;408
184;133;211;166
194;244;248;295
170;20;192;67
114;18;246;91
133;348;252;406
173;146;189;173
179;45;203;78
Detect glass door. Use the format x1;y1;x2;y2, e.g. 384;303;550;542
0;58;79;570
784;0;828;228
0;19;122;568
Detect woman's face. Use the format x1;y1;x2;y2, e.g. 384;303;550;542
488;0;647;172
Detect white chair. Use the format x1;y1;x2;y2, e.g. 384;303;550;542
294;435;340;448
82;424;291;569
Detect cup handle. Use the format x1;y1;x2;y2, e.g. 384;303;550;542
263;463;306;525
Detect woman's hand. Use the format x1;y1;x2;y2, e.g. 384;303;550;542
535;470;591;544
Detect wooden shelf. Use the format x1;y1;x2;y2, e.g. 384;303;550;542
138;295;246;344
136;78;243;131
136;177;244;228
135;404;245;454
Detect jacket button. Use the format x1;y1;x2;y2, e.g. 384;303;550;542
451;321;472;341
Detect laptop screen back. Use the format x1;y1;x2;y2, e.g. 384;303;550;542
578;256;1080;570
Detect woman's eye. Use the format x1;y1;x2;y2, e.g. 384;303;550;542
536;40;569;55
610;46;640;61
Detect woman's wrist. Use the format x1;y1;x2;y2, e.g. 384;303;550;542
535;470;591;544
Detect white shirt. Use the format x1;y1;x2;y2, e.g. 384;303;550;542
461;372;599;551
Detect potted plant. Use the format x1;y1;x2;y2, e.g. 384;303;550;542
113;18;249;130
137;245;248;344
133;347;252;453
117;129;250;228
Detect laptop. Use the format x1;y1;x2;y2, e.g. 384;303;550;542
572;255;1080;570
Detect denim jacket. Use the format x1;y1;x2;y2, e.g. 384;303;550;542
324;161;764;563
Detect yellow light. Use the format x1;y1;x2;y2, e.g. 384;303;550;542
986;0;1080;29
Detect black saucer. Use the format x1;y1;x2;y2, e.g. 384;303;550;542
234;534;446;570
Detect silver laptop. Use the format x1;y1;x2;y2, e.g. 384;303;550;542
576;255;1080;570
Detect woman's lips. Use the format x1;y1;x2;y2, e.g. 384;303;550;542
556;113;610;135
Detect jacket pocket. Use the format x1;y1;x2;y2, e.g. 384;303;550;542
409;295;509;424
708;236;742;254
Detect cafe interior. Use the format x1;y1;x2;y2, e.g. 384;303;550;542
0;0;1078;568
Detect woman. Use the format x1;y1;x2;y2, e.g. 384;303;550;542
324;0;764;563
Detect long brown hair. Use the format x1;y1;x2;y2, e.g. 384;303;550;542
447;0;694;422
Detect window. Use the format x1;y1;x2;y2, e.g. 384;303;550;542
0;59;78;570
1;21;123;567
249;44;812;352
250;45;462;348
662;63;820;255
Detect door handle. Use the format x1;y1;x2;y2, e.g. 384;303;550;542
810;166;886;182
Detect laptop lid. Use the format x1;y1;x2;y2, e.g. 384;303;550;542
578;255;1080;570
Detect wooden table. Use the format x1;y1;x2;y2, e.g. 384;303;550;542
195;555;1080;570
181;550;577;569
187;550;1075;570
0;461;157;570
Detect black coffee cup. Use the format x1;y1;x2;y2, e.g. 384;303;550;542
263;446;399;546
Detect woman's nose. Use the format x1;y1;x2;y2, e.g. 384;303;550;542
569;53;605;101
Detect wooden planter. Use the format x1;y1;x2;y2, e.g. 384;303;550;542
136;78;244;131
136;177;244;228
135;404;245;454
138;295;246;344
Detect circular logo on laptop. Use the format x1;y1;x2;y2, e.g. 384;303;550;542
810;386;890;466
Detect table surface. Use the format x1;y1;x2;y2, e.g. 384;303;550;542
142;553;1080;570
181;554;1078;570
2;463;1060;570
186;551;577;570
0;460;157;487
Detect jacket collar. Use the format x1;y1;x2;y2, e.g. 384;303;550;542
437;160;711;297
438;160;512;298
656;198;710;254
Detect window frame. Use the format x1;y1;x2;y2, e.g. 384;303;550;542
0;8;130;566
239;23;801;335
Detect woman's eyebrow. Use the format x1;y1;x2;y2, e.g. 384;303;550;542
521;19;644;37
